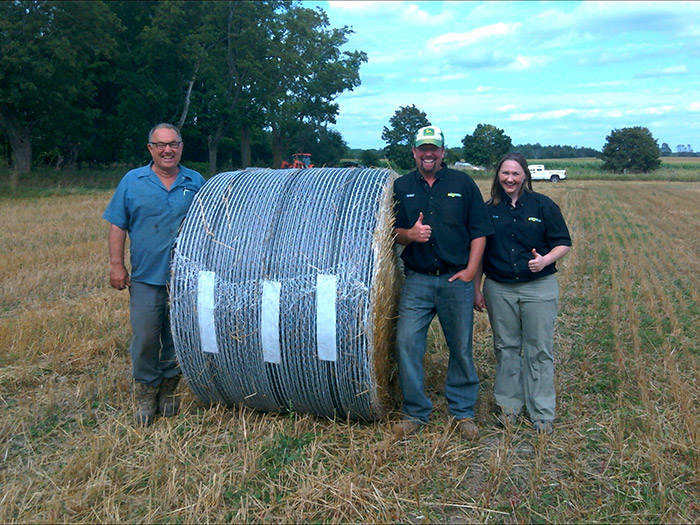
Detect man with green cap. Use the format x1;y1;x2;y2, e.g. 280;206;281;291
392;125;493;440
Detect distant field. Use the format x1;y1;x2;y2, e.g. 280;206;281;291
530;157;700;181
1;180;698;522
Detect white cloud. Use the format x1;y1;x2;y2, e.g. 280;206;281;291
635;65;689;78
428;23;515;50
414;72;470;83
497;104;517;112
505;55;548;71
688;102;700;112
635;105;674;115
510;113;535;122
509;109;578;121
401;3;453;25
327;1;401;13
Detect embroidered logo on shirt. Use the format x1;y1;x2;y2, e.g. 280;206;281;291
447;193;462;198
406;193;415;198
528;217;542;222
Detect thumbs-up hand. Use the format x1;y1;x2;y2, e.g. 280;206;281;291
528;248;546;272
411;212;432;243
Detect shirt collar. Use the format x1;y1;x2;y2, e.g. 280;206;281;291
142;161;186;182
414;163;448;184
500;187;532;207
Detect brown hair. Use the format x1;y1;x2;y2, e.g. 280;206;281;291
488;152;532;205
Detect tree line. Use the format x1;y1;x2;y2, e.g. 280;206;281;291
382;105;669;174
3;2;683;182
0;0;366;183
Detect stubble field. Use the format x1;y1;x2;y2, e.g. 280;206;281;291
0;179;699;523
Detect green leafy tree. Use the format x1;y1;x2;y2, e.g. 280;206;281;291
444;147;463;166
359;149;382;167
310;127;348;167
0;1;119;181
105;1;277;172
462;124;512;169
381;105;430;170
262;4;366;168
192;1;275;174
599;127;661;173
660;142;672;156
283;122;347;166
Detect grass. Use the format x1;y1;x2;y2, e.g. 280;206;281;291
453;157;700;182
529;157;700;182
0;165;130;199
1;173;699;522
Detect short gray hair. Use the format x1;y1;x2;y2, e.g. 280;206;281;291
148;123;182;142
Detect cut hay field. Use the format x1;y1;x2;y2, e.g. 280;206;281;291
1;180;699;523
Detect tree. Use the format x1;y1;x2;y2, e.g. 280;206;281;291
660;142;672;156
262;4;366;169
381;105;430;170
599;127;661;173
0;1;120;181
514;143;600;159
191;1;274;174
462;124;512;169
280;122;347;166
359;149;382;167
444;147;463;166
675;144;695;157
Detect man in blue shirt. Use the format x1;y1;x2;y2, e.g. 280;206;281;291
103;123;205;426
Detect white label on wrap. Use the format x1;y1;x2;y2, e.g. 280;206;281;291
261;280;282;364
316;274;337;362
197;270;218;354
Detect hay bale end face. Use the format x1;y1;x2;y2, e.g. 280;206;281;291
170;167;402;421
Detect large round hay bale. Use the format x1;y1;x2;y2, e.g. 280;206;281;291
170;167;401;421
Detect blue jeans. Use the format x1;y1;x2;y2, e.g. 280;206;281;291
395;271;479;423
129;282;179;386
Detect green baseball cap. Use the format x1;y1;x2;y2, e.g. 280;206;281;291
414;126;444;148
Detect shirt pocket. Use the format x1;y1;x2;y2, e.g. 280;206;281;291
441;197;464;226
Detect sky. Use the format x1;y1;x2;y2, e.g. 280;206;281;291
306;1;700;152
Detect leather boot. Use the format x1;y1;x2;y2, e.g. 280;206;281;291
158;375;181;417
134;382;159;427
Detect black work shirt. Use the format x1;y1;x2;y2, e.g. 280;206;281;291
483;190;572;283
393;166;493;274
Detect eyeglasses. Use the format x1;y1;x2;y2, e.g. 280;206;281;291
148;141;182;150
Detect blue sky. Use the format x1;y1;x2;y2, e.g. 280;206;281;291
307;1;700;152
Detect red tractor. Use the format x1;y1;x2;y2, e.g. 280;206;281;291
281;153;314;169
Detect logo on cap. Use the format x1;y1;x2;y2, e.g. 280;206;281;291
414;126;444;148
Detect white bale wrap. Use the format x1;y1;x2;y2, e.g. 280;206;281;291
170;167;401;421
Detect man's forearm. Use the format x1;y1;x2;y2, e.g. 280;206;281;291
465;236;486;274
108;224;127;267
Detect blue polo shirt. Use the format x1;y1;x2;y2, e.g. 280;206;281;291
103;163;205;286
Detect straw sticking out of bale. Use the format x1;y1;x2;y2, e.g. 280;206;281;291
170;167;401;421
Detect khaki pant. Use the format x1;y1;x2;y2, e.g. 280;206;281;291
483;274;559;422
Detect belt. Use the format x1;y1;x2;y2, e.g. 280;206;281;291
420;266;462;276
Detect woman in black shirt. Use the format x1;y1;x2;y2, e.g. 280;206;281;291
474;153;572;435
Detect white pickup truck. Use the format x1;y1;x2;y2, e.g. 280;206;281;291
528;164;566;182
